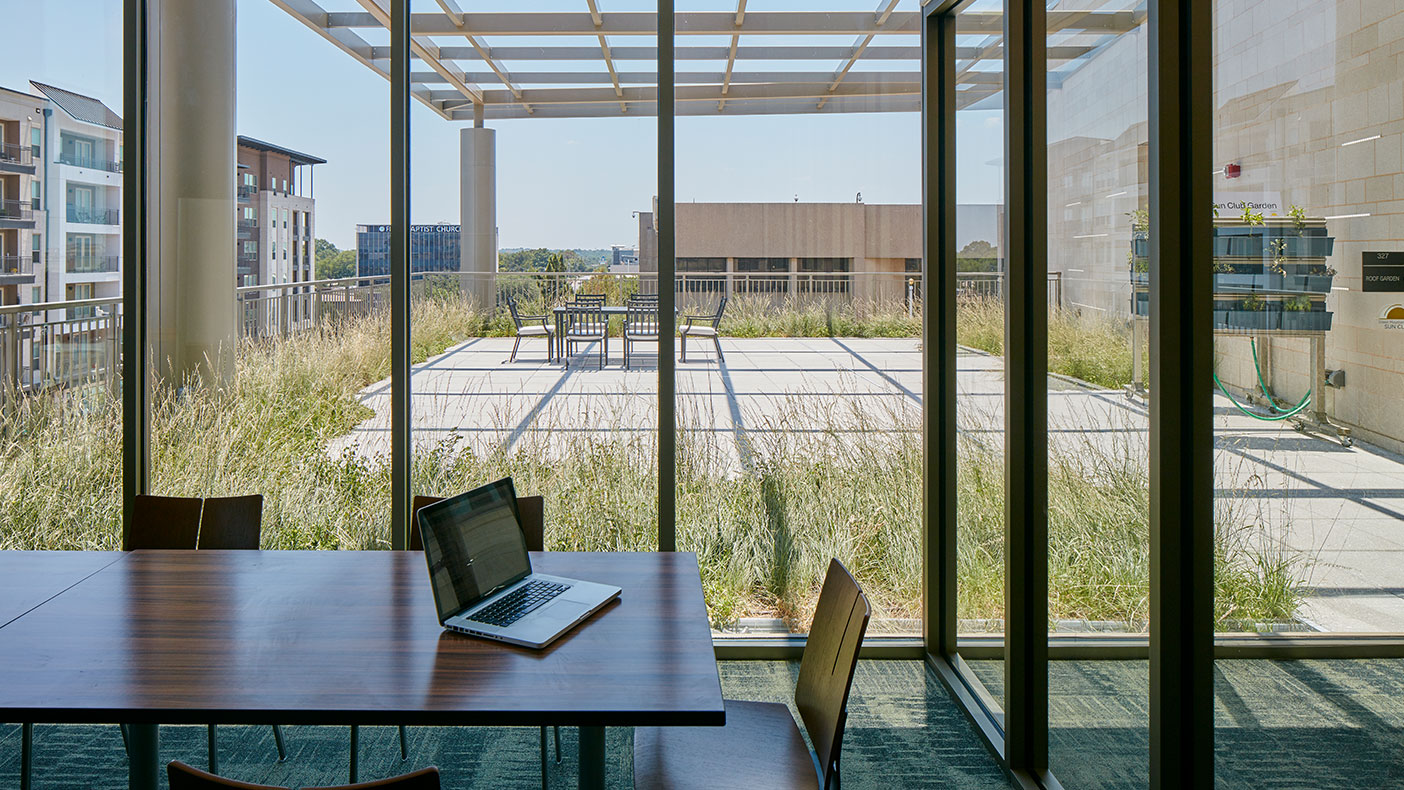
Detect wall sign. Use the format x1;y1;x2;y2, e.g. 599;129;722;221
1364;251;1404;293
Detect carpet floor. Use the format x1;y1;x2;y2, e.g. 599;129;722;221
0;660;1012;790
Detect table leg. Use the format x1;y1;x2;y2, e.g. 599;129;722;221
578;726;605;790
126;723;158;790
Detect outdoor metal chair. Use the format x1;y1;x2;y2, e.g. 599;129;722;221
506;295;555;363
633;558;870;790
680;295;727;363
168;760;440;790
563;299;608;369
395;495;557;790
623;296;661;370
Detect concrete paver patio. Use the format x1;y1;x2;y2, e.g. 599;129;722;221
335;336;1404;632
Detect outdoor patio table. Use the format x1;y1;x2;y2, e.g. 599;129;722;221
0;549;724;790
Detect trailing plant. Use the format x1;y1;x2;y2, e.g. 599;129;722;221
1284;295;1312;312
1243;293;1267;312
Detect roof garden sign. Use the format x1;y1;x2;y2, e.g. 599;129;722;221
1364;252;1404;292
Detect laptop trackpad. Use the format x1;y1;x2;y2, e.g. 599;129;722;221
535;598;590;624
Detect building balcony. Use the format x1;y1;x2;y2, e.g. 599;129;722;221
67;205;120;226
238;184;257;200
0;254;34;276
0;141;36;173
238;217;259;230
58;153;122;173
0;199;35;222
67;253;120;274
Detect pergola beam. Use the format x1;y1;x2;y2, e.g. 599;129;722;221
443;79;919;108
585;0;628;113
449;92;924;120
369;44;1096;62
354;0;483;113
817;0;899;110
323;10;1137;36
410;70;924;86
718;0;747;111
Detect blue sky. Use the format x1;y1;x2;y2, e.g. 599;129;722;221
1;0;1004;250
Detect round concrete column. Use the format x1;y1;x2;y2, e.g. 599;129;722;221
150;0;237;385
460;127;496;311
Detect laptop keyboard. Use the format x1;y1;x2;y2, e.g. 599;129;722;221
467;580;571;628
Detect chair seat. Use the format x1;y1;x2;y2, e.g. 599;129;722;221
681;326;718;337
517;326;552;337
633;699;818;790
624;331;660;340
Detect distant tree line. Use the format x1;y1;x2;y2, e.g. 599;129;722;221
499;248;611;273
315;238;358;280
956;240;999;273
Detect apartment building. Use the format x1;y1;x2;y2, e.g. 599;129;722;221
30;82;124;314
236;136;322;288
0;86;44;308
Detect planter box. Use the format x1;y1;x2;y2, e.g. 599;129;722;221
1279;311;1333;332
1225;309;1280;331
1280;274;1334;294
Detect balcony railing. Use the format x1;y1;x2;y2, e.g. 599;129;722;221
0;297;123;396
0;141;34;168
0;199;34;222
67;205;120;225
238;217;259;230
58;153;122;173
238;184;257;200
67;254;120;274
1;254;34;276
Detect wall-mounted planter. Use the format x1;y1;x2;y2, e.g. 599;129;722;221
1225;309;1280;331
1279;311;1333;332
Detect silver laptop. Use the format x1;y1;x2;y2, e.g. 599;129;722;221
417;478;620;649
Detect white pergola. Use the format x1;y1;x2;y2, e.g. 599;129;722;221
269;1;1143;120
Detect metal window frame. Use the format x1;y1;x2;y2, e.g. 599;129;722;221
112;5;1401;783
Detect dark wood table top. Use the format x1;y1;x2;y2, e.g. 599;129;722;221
0;550;725;728
0;550;126;628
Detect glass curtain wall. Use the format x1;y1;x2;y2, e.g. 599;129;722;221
0;3;125;550
1044;3;1151;787
1211;1;1404;785
148;0;392;548
952;0;1009;709
410;1;659;554
673;0;923;637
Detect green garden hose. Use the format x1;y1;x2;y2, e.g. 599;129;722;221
1213;337;1311;421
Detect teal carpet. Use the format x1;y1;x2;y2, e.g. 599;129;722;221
968;658;1404;789
0;660;1012;789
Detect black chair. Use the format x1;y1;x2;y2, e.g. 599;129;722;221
623;295;661;369
633;559;870;790
386;495;558;790
505;295;555;363
22;496;286;789
168;760;440;790
680;295;727;363
563;299;608;369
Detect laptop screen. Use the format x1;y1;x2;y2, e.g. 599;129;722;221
418;478;532;622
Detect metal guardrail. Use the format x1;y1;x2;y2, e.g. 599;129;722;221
0;141;33;168
2;269;1065;399
66;205;120;225
1;254;33;276
67;254;120;274
0;296;123;396
58;153;122;173
0;198;34;222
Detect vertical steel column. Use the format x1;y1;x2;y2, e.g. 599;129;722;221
922;5;959;660
390;0;410;551
1148;1;1214;787
657;0;677;552
1003;0;1048;777
122;0;150;544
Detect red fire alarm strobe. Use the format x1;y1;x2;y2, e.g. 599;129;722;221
1224;163;1241;178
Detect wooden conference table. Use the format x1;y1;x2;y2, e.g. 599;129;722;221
0;550;725;790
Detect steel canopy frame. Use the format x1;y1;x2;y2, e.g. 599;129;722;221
269;2;1138;121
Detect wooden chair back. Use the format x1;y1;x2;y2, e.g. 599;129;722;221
794;559;870;790
410;494;545;553
168;760;440;790
197;495;264;550
127;494;202;551
167;760;286;790
305;766;440;790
